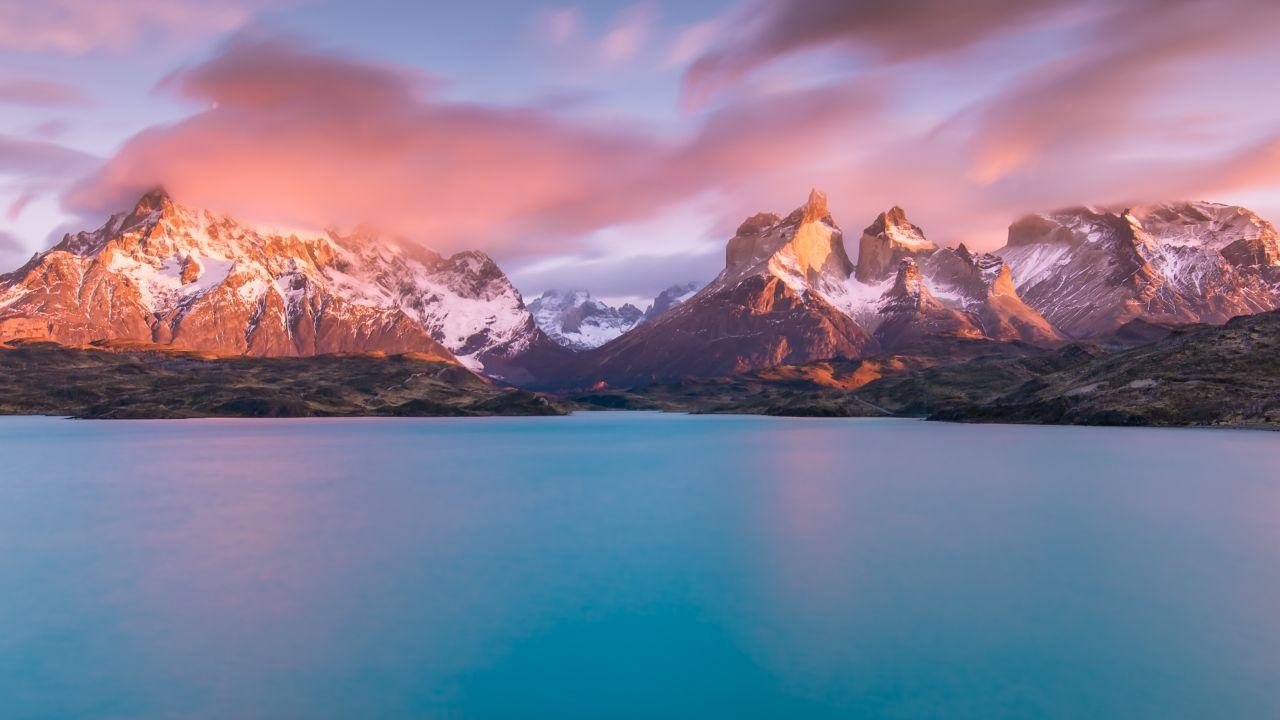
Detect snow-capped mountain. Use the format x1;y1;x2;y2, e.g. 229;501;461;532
565;190;1055;386
0;190;567;381
997;202;1280;338
7;189;1277;391
829;207;1059;350
527;282;705;351
528;289;644;351
565;190;875;385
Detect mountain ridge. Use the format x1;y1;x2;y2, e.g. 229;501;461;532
527;282;703;351
0;190;569;383
552;191;1064;388
3;190;1280;407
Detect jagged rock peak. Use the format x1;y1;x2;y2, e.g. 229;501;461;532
865;206;912;235
118;187;181;232
779;188;835;227
882;258;937;311
891;258;923;293
725;190;845;277
736;212;782;237
131;187;173;214
855;206;938;282
803;189;834;225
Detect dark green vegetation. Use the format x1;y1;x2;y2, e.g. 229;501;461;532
0;342;563;419
924;310;1280;428
6;310;1279;427
568;338;1049;417
576;312;1280;429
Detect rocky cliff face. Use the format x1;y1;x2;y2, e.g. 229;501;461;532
0;190;567;381
855;207;937;282
996;202;1280;338
917;244;1062;347
872;259;987;350
569;190;877;386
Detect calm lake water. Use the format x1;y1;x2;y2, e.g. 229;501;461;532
1;413;1278;719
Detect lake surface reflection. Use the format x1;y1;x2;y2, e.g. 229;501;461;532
1;413;1278;718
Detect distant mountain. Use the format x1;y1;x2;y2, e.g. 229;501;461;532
643;282;701;322
527;282;705;351
996;202;1280;339
0;190;568;382
528;289;643;351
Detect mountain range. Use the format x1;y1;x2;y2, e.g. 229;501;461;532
526;282;700;351
0;190;567;384
998;202;1280;338
3;188;1279;411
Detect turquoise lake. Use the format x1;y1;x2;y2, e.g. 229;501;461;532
1;413;1278;718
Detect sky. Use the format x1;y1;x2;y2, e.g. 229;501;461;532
2;0;1279;306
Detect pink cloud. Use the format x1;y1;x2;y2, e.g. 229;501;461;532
30;120;72;139
666;18;725;69
62;34;886;261
67;35;672;256
56;0;1280;277
960;0;1280;185
656;0;1280;251
0;0;278;55
0;78;88;107
536;7;583;47
534;3;659;72
597;4;656;65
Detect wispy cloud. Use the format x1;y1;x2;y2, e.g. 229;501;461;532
0;0;280;55
0;78;88;107
0;133;99;222
0;229;29;267
67;35;668;256
535;6;583;48
597;4;656;66
39;0;1280;290
681;0;1078;107
533;3;659;70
